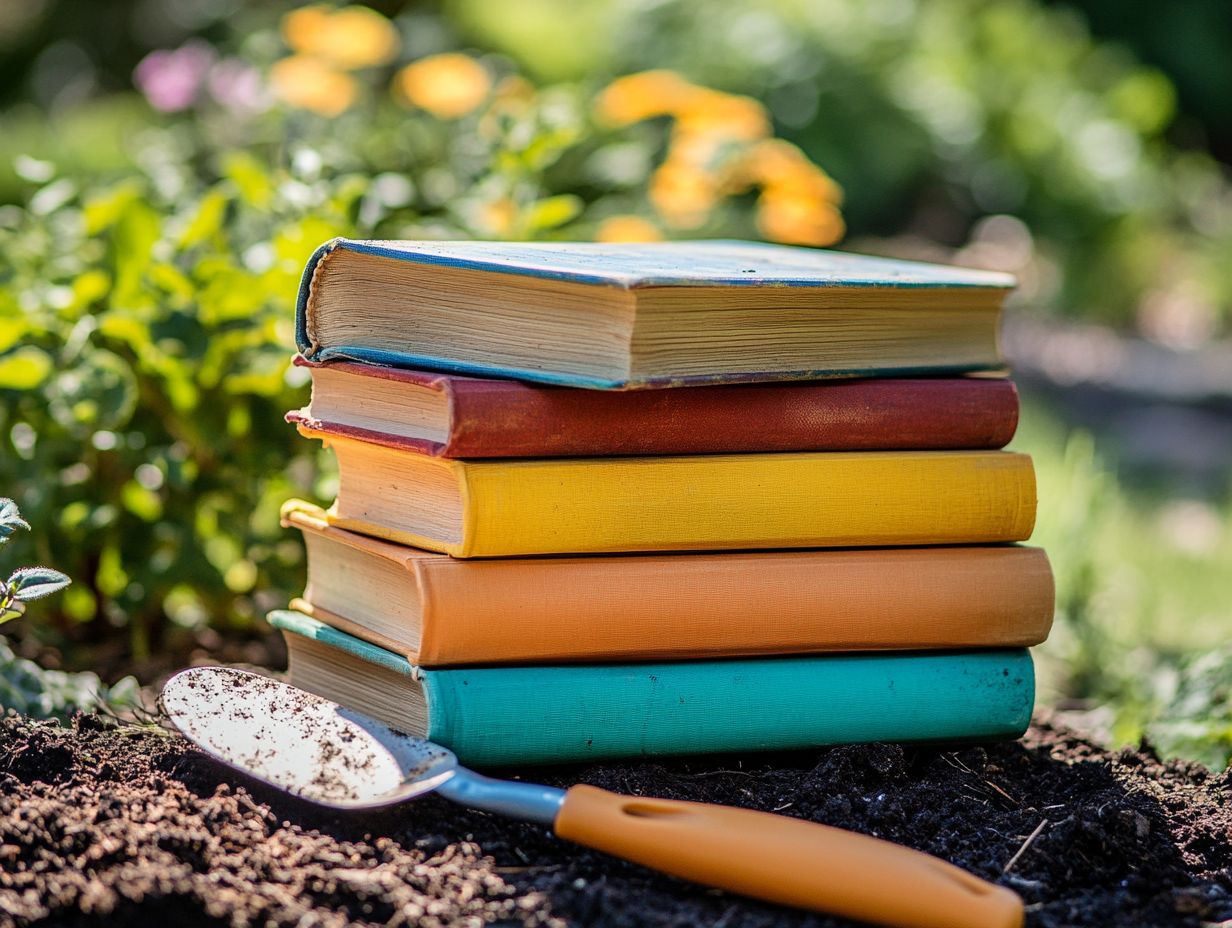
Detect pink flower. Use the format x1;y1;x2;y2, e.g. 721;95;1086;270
133;41;216;112
207;59;269;112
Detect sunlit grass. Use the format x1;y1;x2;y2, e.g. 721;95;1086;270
1013;386;1232;754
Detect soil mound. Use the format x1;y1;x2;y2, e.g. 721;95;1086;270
0;712;1228;927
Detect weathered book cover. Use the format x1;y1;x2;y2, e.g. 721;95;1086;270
284;500;1054;665
271;610;1036;767
295;238;1014;389
297;424;1038;556
289;357;1020;457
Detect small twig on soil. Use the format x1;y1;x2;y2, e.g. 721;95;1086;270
959;788;991;806
941;753;976;774
1003;818;1049;875
985;781;1018;805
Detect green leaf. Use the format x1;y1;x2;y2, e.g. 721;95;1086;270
177;188;229;249
69;270;112;313
112;199;162;307
121;480;163;522
273;216;341;268
0;498;30;540
195;264;267;324
525;194;583;231
46;349;138;434
0;318;29;354
331;174;372;213
105;675;141;708
222;151;273;208
96;544;127;598
98;314;154;353
0;347;53;390
1109;70;1176;135
148;263;195;301
83;179;144;235
7;566;71;601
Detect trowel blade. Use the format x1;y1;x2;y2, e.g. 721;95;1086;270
162;666;457;809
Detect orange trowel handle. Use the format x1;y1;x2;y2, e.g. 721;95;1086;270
554;785;1022;928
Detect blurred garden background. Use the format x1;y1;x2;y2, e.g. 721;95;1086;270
0;0;1229;763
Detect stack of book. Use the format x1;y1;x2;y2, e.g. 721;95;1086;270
270;239;1054;767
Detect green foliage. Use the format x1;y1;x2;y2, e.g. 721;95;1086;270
1145;649;1232;770
456;0;1232;333
0;634;139;721
0;499;31;538
0;37;755;659
0;498;69;624
0;496;112;719
2;137;334;655
1019;402;1232;766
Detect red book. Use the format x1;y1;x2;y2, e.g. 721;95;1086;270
288;356;1018;458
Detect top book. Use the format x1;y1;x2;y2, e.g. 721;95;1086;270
296;238;1015;390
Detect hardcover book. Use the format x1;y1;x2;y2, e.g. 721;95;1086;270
270;610;1037;767
295;239;1015;389
290;357;1020;457
294;425;1037;556
283;500;1055;665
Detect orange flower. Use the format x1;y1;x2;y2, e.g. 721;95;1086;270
395;53;491;119
595;71;845;244
673;87;771;142
281;4;400;70
595;215;663;243
665;127;730;173
270;55;357;116
736;139;842;202
756;188;845;247
281;6;329;51
595;71;772;144
594;70;694;126
649;160;719;229
477;197;518;237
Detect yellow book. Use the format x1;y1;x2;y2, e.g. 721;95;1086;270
298;424;1036;557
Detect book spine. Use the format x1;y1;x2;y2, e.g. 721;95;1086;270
295;238;342;359
413;546;1054;666
422;650;1035;767
286;409;449;457
270;608;415;676
444;378;1019;457
462;451;1037;557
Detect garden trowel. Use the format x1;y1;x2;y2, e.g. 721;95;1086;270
163;666;1023;928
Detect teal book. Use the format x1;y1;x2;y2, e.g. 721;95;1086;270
270;610;1035;767
295;238;1015;389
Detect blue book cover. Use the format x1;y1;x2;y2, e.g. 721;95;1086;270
295;238;1015;389
270;610;1035;768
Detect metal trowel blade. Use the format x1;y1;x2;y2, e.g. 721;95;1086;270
162;666;457;809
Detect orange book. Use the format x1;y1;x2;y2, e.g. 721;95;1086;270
283;501;1054;667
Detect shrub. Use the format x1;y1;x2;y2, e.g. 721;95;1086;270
0;7;840;665
0;496;135;719
1;496;70;624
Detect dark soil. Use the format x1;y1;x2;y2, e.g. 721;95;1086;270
0;712;1228;928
